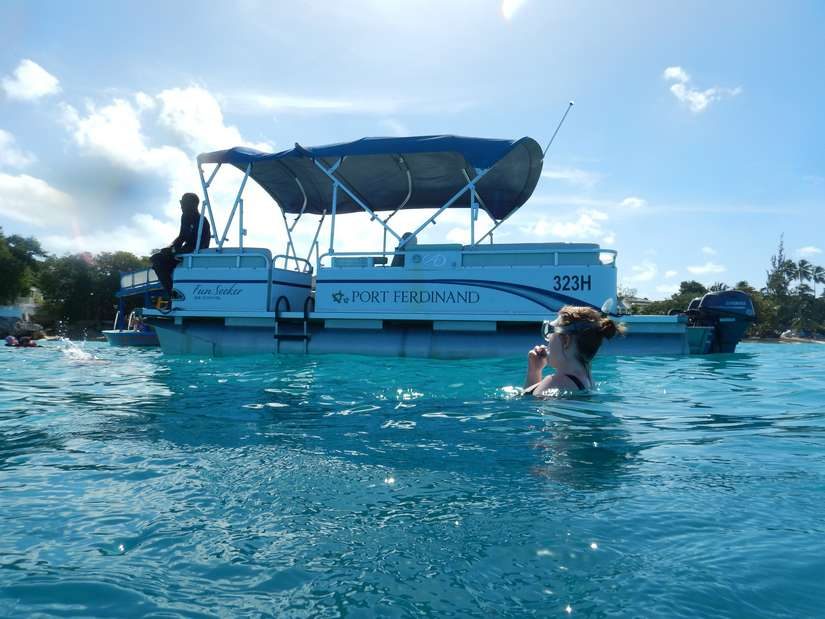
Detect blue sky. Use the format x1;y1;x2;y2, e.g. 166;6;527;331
1;0;823;299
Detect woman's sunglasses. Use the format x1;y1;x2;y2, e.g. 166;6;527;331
541;319;596;341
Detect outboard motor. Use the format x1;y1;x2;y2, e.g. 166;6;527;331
687;290;756;353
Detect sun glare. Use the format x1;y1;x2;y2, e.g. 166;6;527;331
501;0;527;21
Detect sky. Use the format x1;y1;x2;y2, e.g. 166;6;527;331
1;0;823;299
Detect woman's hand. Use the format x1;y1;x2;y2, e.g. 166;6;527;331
527;345;548;371
524;345;548;391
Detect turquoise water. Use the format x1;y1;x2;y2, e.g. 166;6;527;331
1;341;823;618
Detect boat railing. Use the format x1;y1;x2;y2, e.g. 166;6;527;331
181;248;272;271
111;309;140;331
120;268;159;290
273;254;314;274
317;246;617;268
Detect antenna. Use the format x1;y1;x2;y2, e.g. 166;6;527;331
543;100;574;158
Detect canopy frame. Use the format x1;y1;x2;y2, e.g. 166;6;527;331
313;157;403;252
192;157;502;267
191;135;543;268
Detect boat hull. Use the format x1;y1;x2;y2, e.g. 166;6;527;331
146;317;694;358
103;329;160;347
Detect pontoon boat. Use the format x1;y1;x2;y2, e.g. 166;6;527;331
142;135;754;357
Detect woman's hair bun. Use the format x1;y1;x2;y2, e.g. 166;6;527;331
599;318;622;340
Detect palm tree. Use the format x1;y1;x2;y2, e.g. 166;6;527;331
812;265;825;297
709;282;729;292
797;259;813;290
734;280;756;294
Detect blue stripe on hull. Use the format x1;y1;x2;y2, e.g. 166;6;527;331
318;278;599;312
175;279;312;289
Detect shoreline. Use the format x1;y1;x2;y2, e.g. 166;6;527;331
745;337;825;345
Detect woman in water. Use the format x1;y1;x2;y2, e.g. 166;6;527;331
524;305;622;396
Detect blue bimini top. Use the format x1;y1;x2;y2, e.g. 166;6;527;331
197;135;544;220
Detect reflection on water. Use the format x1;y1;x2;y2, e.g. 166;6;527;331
532;404;635;490
1;342;824;617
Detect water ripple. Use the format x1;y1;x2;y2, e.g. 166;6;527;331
1;342;824;617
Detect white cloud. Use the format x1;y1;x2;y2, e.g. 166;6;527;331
655;283;680;295
43;83;466;258
41;212;176;256
0;172;74;226
663;66;690;83
541;166;602;189
446;226;469;244
625;260;658;283
663;66;741;113
0;129;36;168
1;59;61;101
156;86;271;154
519;208;610;240
687;261;726;275
602;233;616;245
664;269;678;278
797;246;822;257
701;246;717;256
227;92;404;116
380;118;410;137
61;98;190;175
134;91;156;111
224;91;473;117
529;194;616;209
620;196;646;209
59;97;196;226
501;0;528;20
55;87;293;255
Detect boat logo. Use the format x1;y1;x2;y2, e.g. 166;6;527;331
331;290;349;304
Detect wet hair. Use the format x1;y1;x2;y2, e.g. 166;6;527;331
555;305;624;379
180;192;200;212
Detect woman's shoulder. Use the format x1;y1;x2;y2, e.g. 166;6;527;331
526;372;588;397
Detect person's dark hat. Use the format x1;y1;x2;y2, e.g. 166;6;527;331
180;193;200;209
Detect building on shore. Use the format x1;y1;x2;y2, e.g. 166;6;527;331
619;295;654;314
0;288;43;321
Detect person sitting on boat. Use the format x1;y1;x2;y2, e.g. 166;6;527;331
390;232;418;267
150;192;211;295
523;306;622;396
4;335;18;347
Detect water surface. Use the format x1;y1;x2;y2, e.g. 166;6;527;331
1;341;823;617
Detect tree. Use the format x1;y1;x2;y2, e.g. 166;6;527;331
37;254;97;322
639;280;710;316
708;282;729;292
677;280;708;297
0;228;46;303
734;281;757;295
811;265;825;297
764;235;795;298
796;259;813;290
37;251;148;325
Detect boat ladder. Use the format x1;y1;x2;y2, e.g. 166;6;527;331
273;296;314;353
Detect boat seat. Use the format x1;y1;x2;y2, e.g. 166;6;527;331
464;242;600;251
332;256;388;268
415;243;463;251
462;242;601;266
